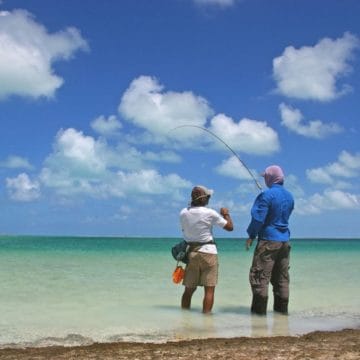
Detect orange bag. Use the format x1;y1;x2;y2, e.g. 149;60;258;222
172;265;185;284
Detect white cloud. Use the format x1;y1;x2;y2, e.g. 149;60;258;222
209;113;280;155
118;75;213;140
6;173;40;201
215;155;257;180
40;128;136;195
273;32;359;101
91;115;122;136
114;169;191;198
306;150;360;185
41;167;191;200
193;0;237;7
296;189;360;215
39;127;190;199
0;9;88;99
299;151;360;215
45;128;108;176
338;150;360;170
0;155;33;169
279;103;343;138
118;76;280;156
306;168;333;185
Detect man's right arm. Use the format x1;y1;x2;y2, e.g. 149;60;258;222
220;207;233;231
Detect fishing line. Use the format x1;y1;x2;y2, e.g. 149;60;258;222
169;125;262;191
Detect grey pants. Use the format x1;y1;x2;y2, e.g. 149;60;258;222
249;240;290;299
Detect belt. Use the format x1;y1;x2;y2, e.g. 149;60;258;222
187;240;216;252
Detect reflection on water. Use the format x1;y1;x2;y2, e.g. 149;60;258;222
250;313;289;337
172;306;291;340
174;310;217;340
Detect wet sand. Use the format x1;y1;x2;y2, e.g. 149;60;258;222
0;328;359;360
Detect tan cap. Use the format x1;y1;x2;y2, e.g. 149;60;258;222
191;185;213;202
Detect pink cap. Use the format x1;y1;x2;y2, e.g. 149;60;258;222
262;165;284;187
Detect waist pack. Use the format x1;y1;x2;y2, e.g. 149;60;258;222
171;240;216;264
171;240;189;264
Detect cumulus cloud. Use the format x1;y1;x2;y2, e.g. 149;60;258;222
215;155;257;181
91;115;122;136
279;103;343;138
114;169;190;198
273;32;360;101
0;9;88;99
306;168;333;185
209;113;280;155
43;128;108;178
39;127;190;199
306;150;360;185
118;75;213;140
297;152;360;215
40;128;139;195
0;155;33;169
296;189;360;215
118;76;280;155
6;173;40;201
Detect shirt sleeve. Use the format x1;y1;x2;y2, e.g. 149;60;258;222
247;219;263;239
246;192;270;239
211;209;227;228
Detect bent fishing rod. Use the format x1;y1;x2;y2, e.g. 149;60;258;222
169;125;263;192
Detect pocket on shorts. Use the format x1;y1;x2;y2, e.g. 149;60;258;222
202;253;217;267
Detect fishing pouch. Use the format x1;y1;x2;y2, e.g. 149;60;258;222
171;240;189;264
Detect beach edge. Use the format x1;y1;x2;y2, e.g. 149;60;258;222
0;328;359;360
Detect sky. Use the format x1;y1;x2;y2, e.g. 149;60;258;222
0;0;359;238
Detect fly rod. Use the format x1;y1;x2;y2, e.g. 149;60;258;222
169;125;262;191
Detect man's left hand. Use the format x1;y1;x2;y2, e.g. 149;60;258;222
246;238;253;251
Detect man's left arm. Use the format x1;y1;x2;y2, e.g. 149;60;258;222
246;193;270;250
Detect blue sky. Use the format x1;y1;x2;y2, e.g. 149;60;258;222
0;0;359;238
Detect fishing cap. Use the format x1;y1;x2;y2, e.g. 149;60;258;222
191;185;213;202
261;165;284;188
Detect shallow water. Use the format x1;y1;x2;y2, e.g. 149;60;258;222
0;236;359;348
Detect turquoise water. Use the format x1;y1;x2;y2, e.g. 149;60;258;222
0;236;359;348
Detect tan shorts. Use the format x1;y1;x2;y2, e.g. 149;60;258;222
183;252;218;287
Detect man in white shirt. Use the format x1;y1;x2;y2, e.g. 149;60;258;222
180;185;233;313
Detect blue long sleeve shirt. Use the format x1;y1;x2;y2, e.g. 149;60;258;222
247;184;294;242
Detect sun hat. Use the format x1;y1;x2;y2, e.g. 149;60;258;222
191;185;214;202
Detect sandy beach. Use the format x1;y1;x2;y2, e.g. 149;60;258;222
0;328;358;360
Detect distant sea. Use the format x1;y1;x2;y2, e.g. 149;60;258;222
0;236;359;348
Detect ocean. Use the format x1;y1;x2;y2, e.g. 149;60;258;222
0;236;359;348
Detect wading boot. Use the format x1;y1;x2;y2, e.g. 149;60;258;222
274;295;288;315
251;294;268;315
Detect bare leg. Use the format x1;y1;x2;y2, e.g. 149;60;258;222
203;286;215;313
181;287;196;309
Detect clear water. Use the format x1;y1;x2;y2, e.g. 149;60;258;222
0;236;359;348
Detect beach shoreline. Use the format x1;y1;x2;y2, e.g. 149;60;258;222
0;328;359;360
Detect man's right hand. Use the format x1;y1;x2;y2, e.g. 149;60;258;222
220;208;233;231
220;207;229;216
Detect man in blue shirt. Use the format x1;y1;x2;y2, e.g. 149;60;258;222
246;165;294;315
